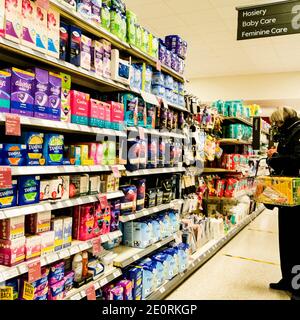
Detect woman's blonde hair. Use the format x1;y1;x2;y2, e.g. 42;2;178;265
270;106;298;124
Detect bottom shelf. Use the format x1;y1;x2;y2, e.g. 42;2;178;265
147;204;265;300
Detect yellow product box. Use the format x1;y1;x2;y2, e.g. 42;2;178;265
255;176;300;206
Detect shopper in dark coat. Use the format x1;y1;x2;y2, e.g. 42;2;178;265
267;107;300;300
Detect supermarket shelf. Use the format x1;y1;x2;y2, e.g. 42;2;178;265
203;168;240;173
125;167;186;177
147;205;265;300
10;165;126;176
0;114;127;138
64;267;122;300
0;191;124;220
126;127;186;139
50;0;184;83
207;189;253;201
221;116;253;127
0;37;127;92
0;230;123;283
119;200;183;223
113;234;179;268
219;138;252;145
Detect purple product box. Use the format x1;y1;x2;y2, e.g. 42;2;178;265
159;40;166;65
10;67;34;117
31;68;50;120
0;70;11;114
48;73;62;121
165;50;172;68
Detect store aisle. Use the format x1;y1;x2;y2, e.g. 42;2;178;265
167;209;291;300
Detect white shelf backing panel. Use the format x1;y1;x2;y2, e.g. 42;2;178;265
65;267;122;300
125;167;186;177
0;230;122;282
0;114;127;138
113;234;179;268
119;200;184;223
0;191;124;220
147;205;265;300
10;165;126;176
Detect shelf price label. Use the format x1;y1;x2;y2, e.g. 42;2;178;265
0;167;12;189
86;284;96;300
0;287;14;300
5;114;21;136
22;282;35;300
92;237;102;256
27;260;41;283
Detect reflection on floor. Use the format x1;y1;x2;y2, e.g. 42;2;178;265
166;209;290;300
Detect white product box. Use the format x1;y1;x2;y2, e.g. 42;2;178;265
0;0;5;37
21;0;37;49
0;216;25;240
62;216;72;248
4;0;22;43
40;230;55;256
49;178;63;200
35;3;48;53
80;34;92;71
59;175;70;200
25;235;41;260
51;218;64;252
89;175;100;195
40;179;50;201
47;8;60;58
27;211;52;234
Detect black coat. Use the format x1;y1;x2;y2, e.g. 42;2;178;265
268;118;300;177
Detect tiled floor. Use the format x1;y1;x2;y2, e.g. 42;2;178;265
166;209;291;300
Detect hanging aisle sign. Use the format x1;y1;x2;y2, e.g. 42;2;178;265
237;0;300;40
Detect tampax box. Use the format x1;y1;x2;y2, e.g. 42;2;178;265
47;9;60;58
31;68;49;120
48;72;62;121
0;237;25;266
70;90;90;125
10;67;34;117
91;40;104;77
18;175;40;206
0;179;17;209
43;134;64;165
80;34;92;71
35;3;48;53
69;25;81;67
0;70;11;113
22;131;44;166
62;216;72;248
25;235;41;260
4;0;22;43
21;0;36;49
26;211;51;234
51;218;63;252
2;144;27;166
39;230;55;256
0;216;25;240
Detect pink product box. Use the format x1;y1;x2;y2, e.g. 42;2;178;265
108;101;124;130
25;235;41;260
0;216;25;240
70;90;90;126
89;99;101;127
73;204;95;241
0;237;26;266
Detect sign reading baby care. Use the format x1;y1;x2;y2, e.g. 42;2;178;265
237;0;300;40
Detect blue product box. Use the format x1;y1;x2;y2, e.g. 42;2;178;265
0;179;18;209
162;248;179;278
22;132;44;166
125;266;143;300
18;175;40;206
43;134;64;165
2;144;27;166
136;262;157;300
69;26;82;66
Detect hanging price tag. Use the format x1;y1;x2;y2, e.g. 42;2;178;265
86;284;96;300
156;60;162;72
138;127;145;140
27;260;41;283
0;287;14;300
0;167;12;189
22;282;35;300
98;195;108;210
5;114;21;136
111;165;121;178
92;237;102;256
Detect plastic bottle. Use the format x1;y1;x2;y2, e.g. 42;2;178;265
82;251;89;278
72;253;83;282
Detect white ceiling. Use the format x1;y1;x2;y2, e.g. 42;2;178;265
125;0;300;79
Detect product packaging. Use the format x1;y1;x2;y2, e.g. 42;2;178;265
0;179;18;209
18;175;40;206
4;0;22;43
47;9;60;58
35;3;48;53
70;90;90;125
43;134;64;165
0;216;25;240
69;25;82;66
25;235;41;260
0;70;11;113
26;211;52;234
21;0;36;49
0;237;25;266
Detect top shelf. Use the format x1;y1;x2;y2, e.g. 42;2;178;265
221;116;253;127
51;0;185;83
